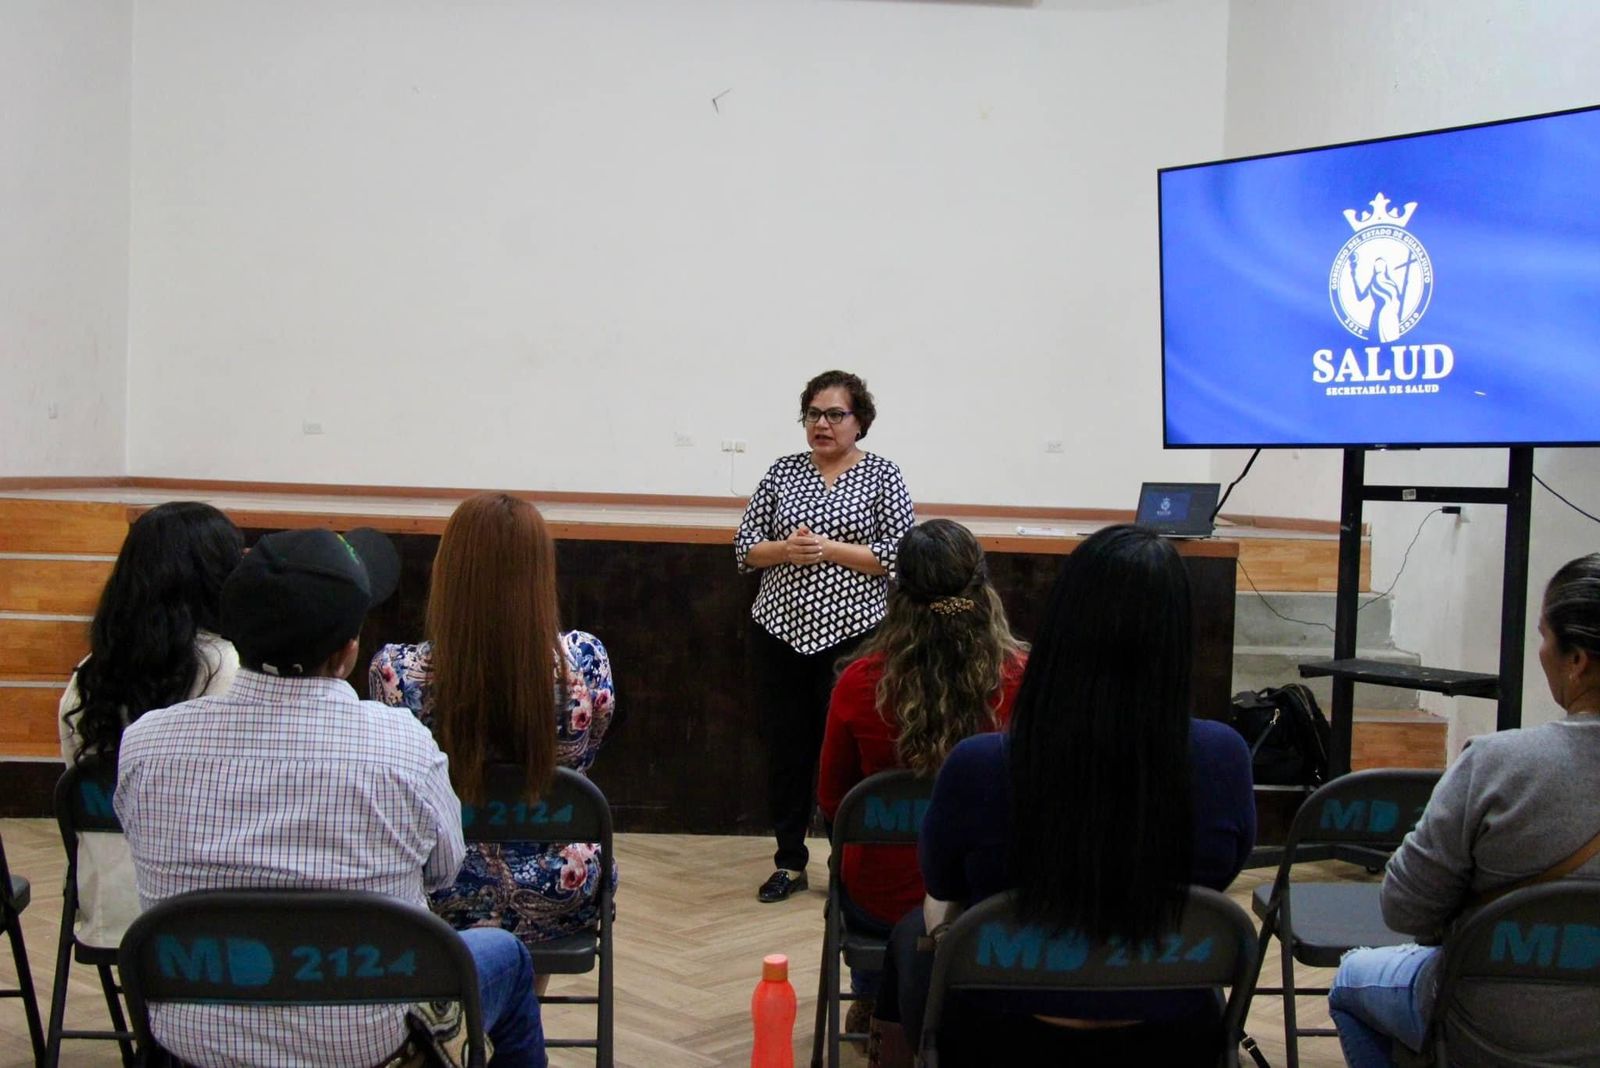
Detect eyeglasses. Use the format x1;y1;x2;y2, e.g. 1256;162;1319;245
800;407;854;426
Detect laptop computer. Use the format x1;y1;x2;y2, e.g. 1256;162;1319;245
1135;482;1220;538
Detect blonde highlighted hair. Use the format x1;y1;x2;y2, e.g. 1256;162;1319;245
851;519;1025;774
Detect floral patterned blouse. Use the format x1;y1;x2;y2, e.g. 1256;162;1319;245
369;630;616;947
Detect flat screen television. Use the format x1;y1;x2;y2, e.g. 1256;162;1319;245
1158;104;1600;448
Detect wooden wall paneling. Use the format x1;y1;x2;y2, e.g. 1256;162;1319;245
0;685;66;756
0;619;89;676
328;528;1238;836
986;552;1237;720
0;499;128;553
0;763;62;816
0;558;113;615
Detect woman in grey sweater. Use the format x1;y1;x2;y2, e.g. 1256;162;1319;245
1328;554;1600;1067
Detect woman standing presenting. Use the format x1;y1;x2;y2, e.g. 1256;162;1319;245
736;370;915;902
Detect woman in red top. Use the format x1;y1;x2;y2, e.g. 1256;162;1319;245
817;519;1027;1011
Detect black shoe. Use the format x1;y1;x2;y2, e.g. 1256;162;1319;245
758;869;808;902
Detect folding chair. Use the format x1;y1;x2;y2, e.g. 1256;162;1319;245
466;765;614;1067
808;769;934;1068
47;756;136;1067
1;825;47;1066
1425;882;1600;1066
1251;767;1441;1068
920;887;1260;1068
119;888;488;1068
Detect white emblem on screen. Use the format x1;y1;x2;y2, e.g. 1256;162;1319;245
1328;193;1434;342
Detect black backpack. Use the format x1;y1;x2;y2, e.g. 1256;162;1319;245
1227;683;1332;787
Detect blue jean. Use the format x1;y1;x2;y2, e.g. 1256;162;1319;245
840;892;890;998
460;927;547;1068
1328;943;1439;1068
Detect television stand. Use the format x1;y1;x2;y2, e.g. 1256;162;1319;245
1302;447;1532;779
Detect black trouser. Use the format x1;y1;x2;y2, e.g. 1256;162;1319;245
877;909;1225;1065
751;623;869;872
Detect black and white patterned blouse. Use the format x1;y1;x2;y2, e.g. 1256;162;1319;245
735;452;915;655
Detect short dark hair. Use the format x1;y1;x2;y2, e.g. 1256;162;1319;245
1544;553;1600;657
801;370;876;440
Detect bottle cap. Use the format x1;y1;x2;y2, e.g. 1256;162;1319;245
761;953;788;982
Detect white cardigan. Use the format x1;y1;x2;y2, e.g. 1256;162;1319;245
56;632;239;949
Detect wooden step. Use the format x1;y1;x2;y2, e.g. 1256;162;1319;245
0;684;68;757
0;557;113;614
1235;536;1371;593
0;498;128;553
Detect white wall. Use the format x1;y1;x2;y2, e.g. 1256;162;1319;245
125;0;1229;503
0;1;131;476
1219;0;1600;740
19;0;1598;739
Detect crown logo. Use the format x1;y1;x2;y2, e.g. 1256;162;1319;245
1343;192;1417;232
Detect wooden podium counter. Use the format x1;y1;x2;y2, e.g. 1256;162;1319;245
0;485;1239;830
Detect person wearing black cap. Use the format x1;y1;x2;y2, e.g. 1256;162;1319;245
114;527;549;1068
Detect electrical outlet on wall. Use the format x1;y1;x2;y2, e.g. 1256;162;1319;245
302;421;324;435
674;433;694;447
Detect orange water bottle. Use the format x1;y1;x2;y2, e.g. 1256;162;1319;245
750;953;797;1067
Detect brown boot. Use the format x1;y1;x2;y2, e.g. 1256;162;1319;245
866;1017;914;1068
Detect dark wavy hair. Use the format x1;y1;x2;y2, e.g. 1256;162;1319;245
849;520;1025;773
64;502;244;762
1544;554;1600;657
1007;524;1194;943
801;370;877;439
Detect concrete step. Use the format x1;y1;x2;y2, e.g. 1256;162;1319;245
1233;589;1395;649
1232;644;1421;711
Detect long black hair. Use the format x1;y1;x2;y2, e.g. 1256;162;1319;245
64;502;244;761
1007;524;1194;943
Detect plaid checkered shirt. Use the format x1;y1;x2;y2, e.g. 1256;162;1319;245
115;670;465;1068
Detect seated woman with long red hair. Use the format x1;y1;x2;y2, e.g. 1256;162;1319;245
371;492;616;989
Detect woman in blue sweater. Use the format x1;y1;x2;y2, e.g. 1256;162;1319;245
868;524;1256;1066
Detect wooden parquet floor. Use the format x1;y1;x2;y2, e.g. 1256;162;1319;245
0;819;1356;1067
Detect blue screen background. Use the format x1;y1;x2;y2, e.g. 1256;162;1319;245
1159;108;1600;446
1140;491;1192;523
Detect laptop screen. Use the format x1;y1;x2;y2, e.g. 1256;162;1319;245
1136;483;1220;537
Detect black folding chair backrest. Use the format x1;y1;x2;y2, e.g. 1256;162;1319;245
55;753;122;871
830;769;934;861
119;889;488;1067
1427;881;1600;1065
921;888;1259;1068
465;764;614;1065
0;822;48;1064
48;752;138;1066
1266;768;1441;895
0;827;22;915
464;765;613;875
812;770;936;1068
